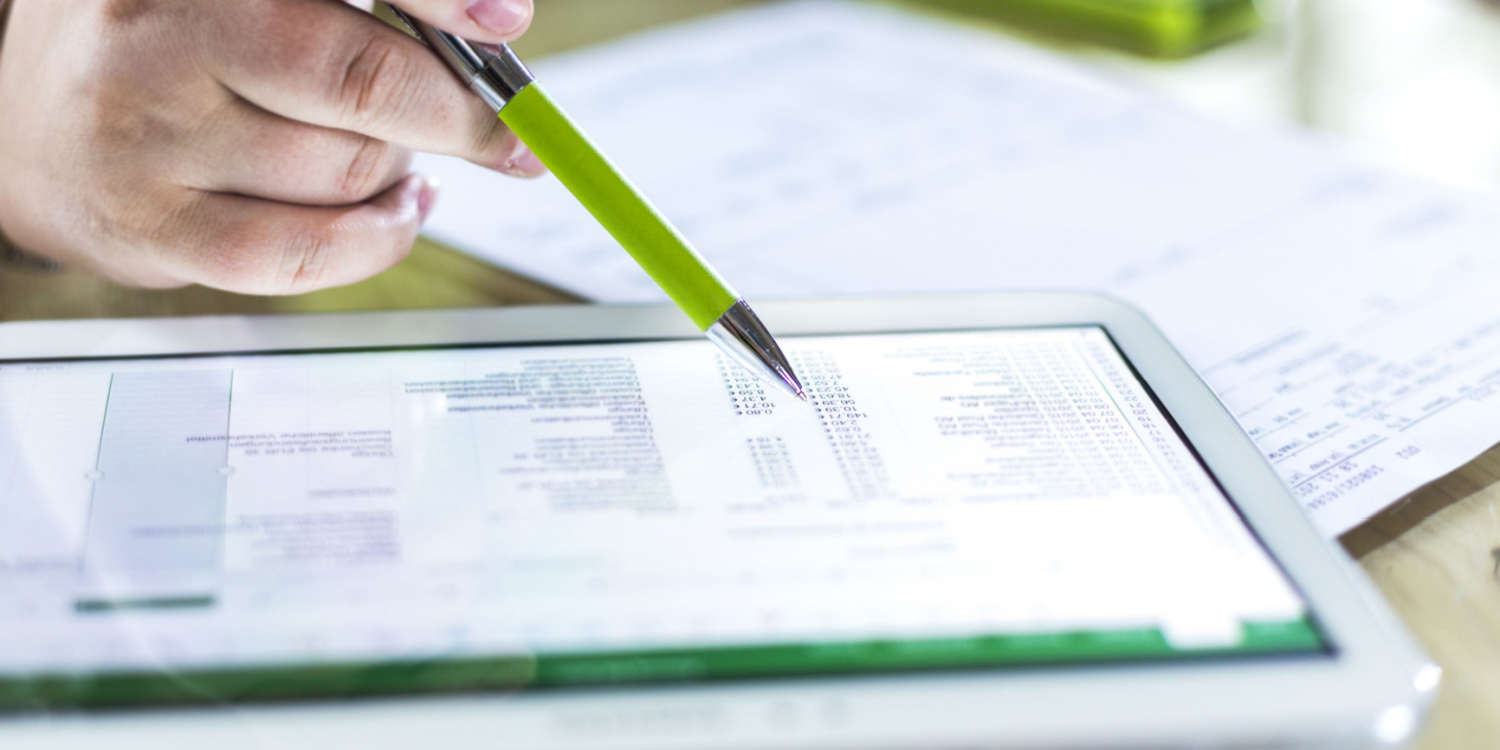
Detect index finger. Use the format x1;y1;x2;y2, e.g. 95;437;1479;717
209;0;520;170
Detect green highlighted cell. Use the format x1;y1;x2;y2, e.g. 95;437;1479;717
74;596;215;614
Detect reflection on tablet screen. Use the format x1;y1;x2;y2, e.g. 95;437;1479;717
0;327;1325;707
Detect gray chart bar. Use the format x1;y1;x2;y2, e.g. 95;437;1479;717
79;370;232;606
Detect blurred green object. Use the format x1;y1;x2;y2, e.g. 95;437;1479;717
906;0;1263;57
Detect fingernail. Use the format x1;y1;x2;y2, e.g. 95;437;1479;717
504;143;546;177
417;176;441;223
467;0;530;35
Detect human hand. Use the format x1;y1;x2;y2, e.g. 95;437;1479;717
0;0;542;293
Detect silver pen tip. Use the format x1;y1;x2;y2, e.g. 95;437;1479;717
704;300;807;404
787;374;807;402
770;364;807;402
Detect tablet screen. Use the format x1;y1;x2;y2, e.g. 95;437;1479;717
0;326;1325;707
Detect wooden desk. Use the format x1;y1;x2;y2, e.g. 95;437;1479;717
1343;457;1500;749
1;1;1494;747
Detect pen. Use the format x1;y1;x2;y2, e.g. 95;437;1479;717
384;5;806;402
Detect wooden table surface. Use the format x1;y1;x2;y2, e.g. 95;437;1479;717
2;1;1496;747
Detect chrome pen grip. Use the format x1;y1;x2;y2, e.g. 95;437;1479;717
384;4;535;111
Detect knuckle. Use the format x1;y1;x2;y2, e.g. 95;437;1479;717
90;185;193;272
336;138;398;204
276;225;344;293
471;119;514;165
336;35;423;132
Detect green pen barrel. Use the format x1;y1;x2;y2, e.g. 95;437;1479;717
498;84;738;331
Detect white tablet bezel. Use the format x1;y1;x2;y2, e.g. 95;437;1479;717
0;293;1435;750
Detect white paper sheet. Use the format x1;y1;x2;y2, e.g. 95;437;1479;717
414;0;1500;537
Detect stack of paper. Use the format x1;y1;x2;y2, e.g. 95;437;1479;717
414;0;1500;538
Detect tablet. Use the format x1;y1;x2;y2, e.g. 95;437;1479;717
0;294;1434;749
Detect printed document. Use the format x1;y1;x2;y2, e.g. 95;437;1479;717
416;0;1500;537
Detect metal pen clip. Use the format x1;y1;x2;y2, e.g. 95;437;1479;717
385;5;536;112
